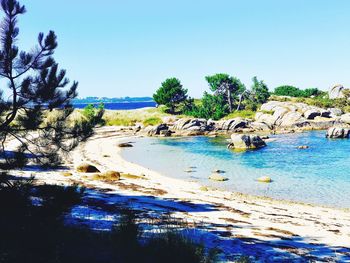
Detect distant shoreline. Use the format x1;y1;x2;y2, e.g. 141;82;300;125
73;101;156;110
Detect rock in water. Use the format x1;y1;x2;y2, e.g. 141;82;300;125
209;173;229;181
118;143;133;147
228;134;266;150
326;127;350;138
257;176;272;183
297;145;309;149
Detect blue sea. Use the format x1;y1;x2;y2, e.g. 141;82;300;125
121;131;350;208
73;101;156;110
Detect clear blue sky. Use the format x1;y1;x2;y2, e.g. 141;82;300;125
18;0;350;98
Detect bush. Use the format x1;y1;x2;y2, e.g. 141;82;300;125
184;92;229;120
274;86;323;98
82;103;105;126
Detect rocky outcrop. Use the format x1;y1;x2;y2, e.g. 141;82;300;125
228;134;266;150
255;101;337;129
329;84;345;99
326;127;350;138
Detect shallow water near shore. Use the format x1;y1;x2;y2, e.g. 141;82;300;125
121;131;350;208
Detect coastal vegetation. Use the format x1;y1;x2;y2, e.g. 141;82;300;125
151;75;350;122
0;177;216;263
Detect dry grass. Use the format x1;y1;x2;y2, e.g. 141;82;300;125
103;107;171;126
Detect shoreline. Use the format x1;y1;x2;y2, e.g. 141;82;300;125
118;131;350;211
12;126;350;261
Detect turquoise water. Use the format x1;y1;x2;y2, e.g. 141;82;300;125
121;131;350;208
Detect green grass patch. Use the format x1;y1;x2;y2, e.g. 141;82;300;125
222;110;256;120
259;110;274;115
142;117;162;126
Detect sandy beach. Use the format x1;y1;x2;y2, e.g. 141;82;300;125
12;126;350;262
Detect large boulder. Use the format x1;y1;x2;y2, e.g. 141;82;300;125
173;118;209;131
340;113;350;124
216;118;248;131
76;163;100;173
146;124;171;136
326;127;350;138
328;108;343;118
228;134;266;150
249;121;272;131
279;112;305;127
304;109;321;120
329;85;345;99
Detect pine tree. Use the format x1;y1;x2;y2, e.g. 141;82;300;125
0;0;87;169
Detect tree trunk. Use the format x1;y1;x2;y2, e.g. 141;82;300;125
227;86;232;112
237;93;243;111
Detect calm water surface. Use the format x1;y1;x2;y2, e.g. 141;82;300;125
121;131;350;208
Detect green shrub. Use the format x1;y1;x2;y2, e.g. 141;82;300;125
274;86;323;98
82;103;105;126
184;92;229;120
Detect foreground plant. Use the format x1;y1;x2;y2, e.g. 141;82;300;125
0;0;91;169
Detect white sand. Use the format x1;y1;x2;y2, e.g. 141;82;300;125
11;126;350;261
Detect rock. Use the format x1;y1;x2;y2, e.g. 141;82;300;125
304;109;321;120
159;129;172;137
147;123;170;136
173;118;211;132
102;171;121;181
228;134;266;150
209;173;229;181
340;113;350;124
121;173;145;180
200;187;209;191
257;101;337;129
297;145;309;149
249;121;272;131
326;127;350;138
254;112;277;127
218;118;248;131
118;143;133;147
61;172;73;177
257;176;272;183
327;108;343;118
212;169;225;174
76;163;100;173
329;84;345;99
279;112;305;127
184;169;195;173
